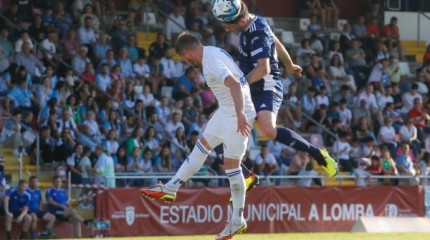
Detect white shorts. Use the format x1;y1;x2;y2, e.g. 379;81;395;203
202;110;254;160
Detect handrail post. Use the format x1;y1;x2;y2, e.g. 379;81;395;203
145;0;150;41
418;11;421;48
36;134;40;179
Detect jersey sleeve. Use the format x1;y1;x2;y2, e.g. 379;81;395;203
249;29;273;62
206;54;235;85
46;188;53;201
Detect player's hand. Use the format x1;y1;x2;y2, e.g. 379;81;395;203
237;113;252;137
287;64;303;78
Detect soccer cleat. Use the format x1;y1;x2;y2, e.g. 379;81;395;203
140;182;177;203
215;221;247;240
229;172;260;203
314;147;338;177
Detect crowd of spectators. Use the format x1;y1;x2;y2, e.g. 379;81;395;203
0;0;429;192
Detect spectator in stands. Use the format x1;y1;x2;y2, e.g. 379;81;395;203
96;63;112;92
352;160;371;187
399;118;420;156
143;126;161;154
379;117;397;158
161;47;178;85
67;143;84;184
149;33;170;60
254;144;280;185
307;0;327;30
4;179;32;240
72;46;91;74
352;16;367;39
328;54;356;93
367;155;382;176
422;61;430;83
103;129;120;157
340;23;356;53
5;78;40;114
46;176;84;238
126;147;145;187
287;151;309;181
54;3;73;39
94;145;116;188
93;32;112;65
78;16;97;49
423;44;430;67
170;127;190;155
165;112;185;140
395;143;418;185
346;39;369;89
14;43;44;78
54;127;77;163
165;5;186;42
380;146;398;177
125;35;141;63
365;2;383;25
148;55;165;93
27;176;56;239
62;28;81;65
384;17;403;60
80;4;100;30
367;57;389;92
301;86;317;115
98;50;117;75
133;56;151;82
321;0;339;30
415;72;428;95
0;29;14;59
403;84;423;113
141;148;156;186
15;31;34;53
116;47;134;79
0;111;24;157
173;66;196;100
111;20;131;51
126;127;144;156
188;113;207;138
29;15;48;43
296;39;315;67
307;104;330;133
155;144;172;172
31;126;54;164
81;63;96;84
408;97;429;143
155;96;172;124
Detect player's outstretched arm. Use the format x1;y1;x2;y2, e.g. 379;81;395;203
224;76;252;136
274;35;303;77
245;57;270;84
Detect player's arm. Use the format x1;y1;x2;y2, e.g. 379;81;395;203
274;35;302;77
4;195;12;217
246;57;270;84
224;76;252;136
46;190;67;210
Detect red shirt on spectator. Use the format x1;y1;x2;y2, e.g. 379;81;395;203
366;165;382;175
384;24;399;39
81;72;96;84
423;52;430;67
366;24;381;37
408;107;427;128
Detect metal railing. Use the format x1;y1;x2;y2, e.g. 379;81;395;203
0;108;40;179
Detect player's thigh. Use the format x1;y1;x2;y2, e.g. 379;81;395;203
222;115;249;161
202;111;223;149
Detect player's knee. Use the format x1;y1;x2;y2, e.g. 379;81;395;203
24;214;32;223
260;126;277;139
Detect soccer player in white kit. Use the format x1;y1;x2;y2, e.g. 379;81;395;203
140;32;255;239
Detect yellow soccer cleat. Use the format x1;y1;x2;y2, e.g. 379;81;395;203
314;147;338;177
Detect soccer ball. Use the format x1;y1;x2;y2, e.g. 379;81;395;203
211;0;242;23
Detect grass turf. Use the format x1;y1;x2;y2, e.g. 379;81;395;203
79;233;430;240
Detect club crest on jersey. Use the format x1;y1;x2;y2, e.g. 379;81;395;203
239;77;247;86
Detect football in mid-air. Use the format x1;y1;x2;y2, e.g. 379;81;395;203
211;0;242;23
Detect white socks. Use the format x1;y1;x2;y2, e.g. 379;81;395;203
165;140;210;192
225;167;246;225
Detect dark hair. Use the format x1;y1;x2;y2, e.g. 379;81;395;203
29;176;37;181
175;31;201;55
18;179;26;185
52;176;61;181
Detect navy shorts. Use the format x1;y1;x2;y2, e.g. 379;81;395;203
52;210;67;221
250;80;283;115
30;210;47;219
12;211;21;219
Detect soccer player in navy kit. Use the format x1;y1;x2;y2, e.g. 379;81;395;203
27;176;56;238
46;176;84;238
219;1;338;179
3;180;32;240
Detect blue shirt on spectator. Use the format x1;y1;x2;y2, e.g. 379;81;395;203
46;187;68;213
7;188;31;213
112;29;130;50
26;188;42;212
94;43;112;62
7;86;33;108
173;75;193;94
116;57;134;78
396;154;414;173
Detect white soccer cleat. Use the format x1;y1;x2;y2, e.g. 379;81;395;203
215;221;247;240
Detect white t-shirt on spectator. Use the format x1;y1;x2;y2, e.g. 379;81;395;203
379;126;396;143
67;153;79;167
377;94;393;109
41;39;56;59
399;125;417;142
254;152;277;166
402;92;422;112
339;107;352;126
316;95;329;107
161;57;177;79
133;63;150;77
137;93;155;107
333;140;351;159
357;91;378;109
77;26;96;45
165;121;185;138
96;73;111;92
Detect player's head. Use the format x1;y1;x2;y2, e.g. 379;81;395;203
220;1;250;33
175;31;203;67
52;176;62;188
18;179;27;192
29;176;38;189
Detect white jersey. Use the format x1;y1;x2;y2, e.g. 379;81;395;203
202;46;255;118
